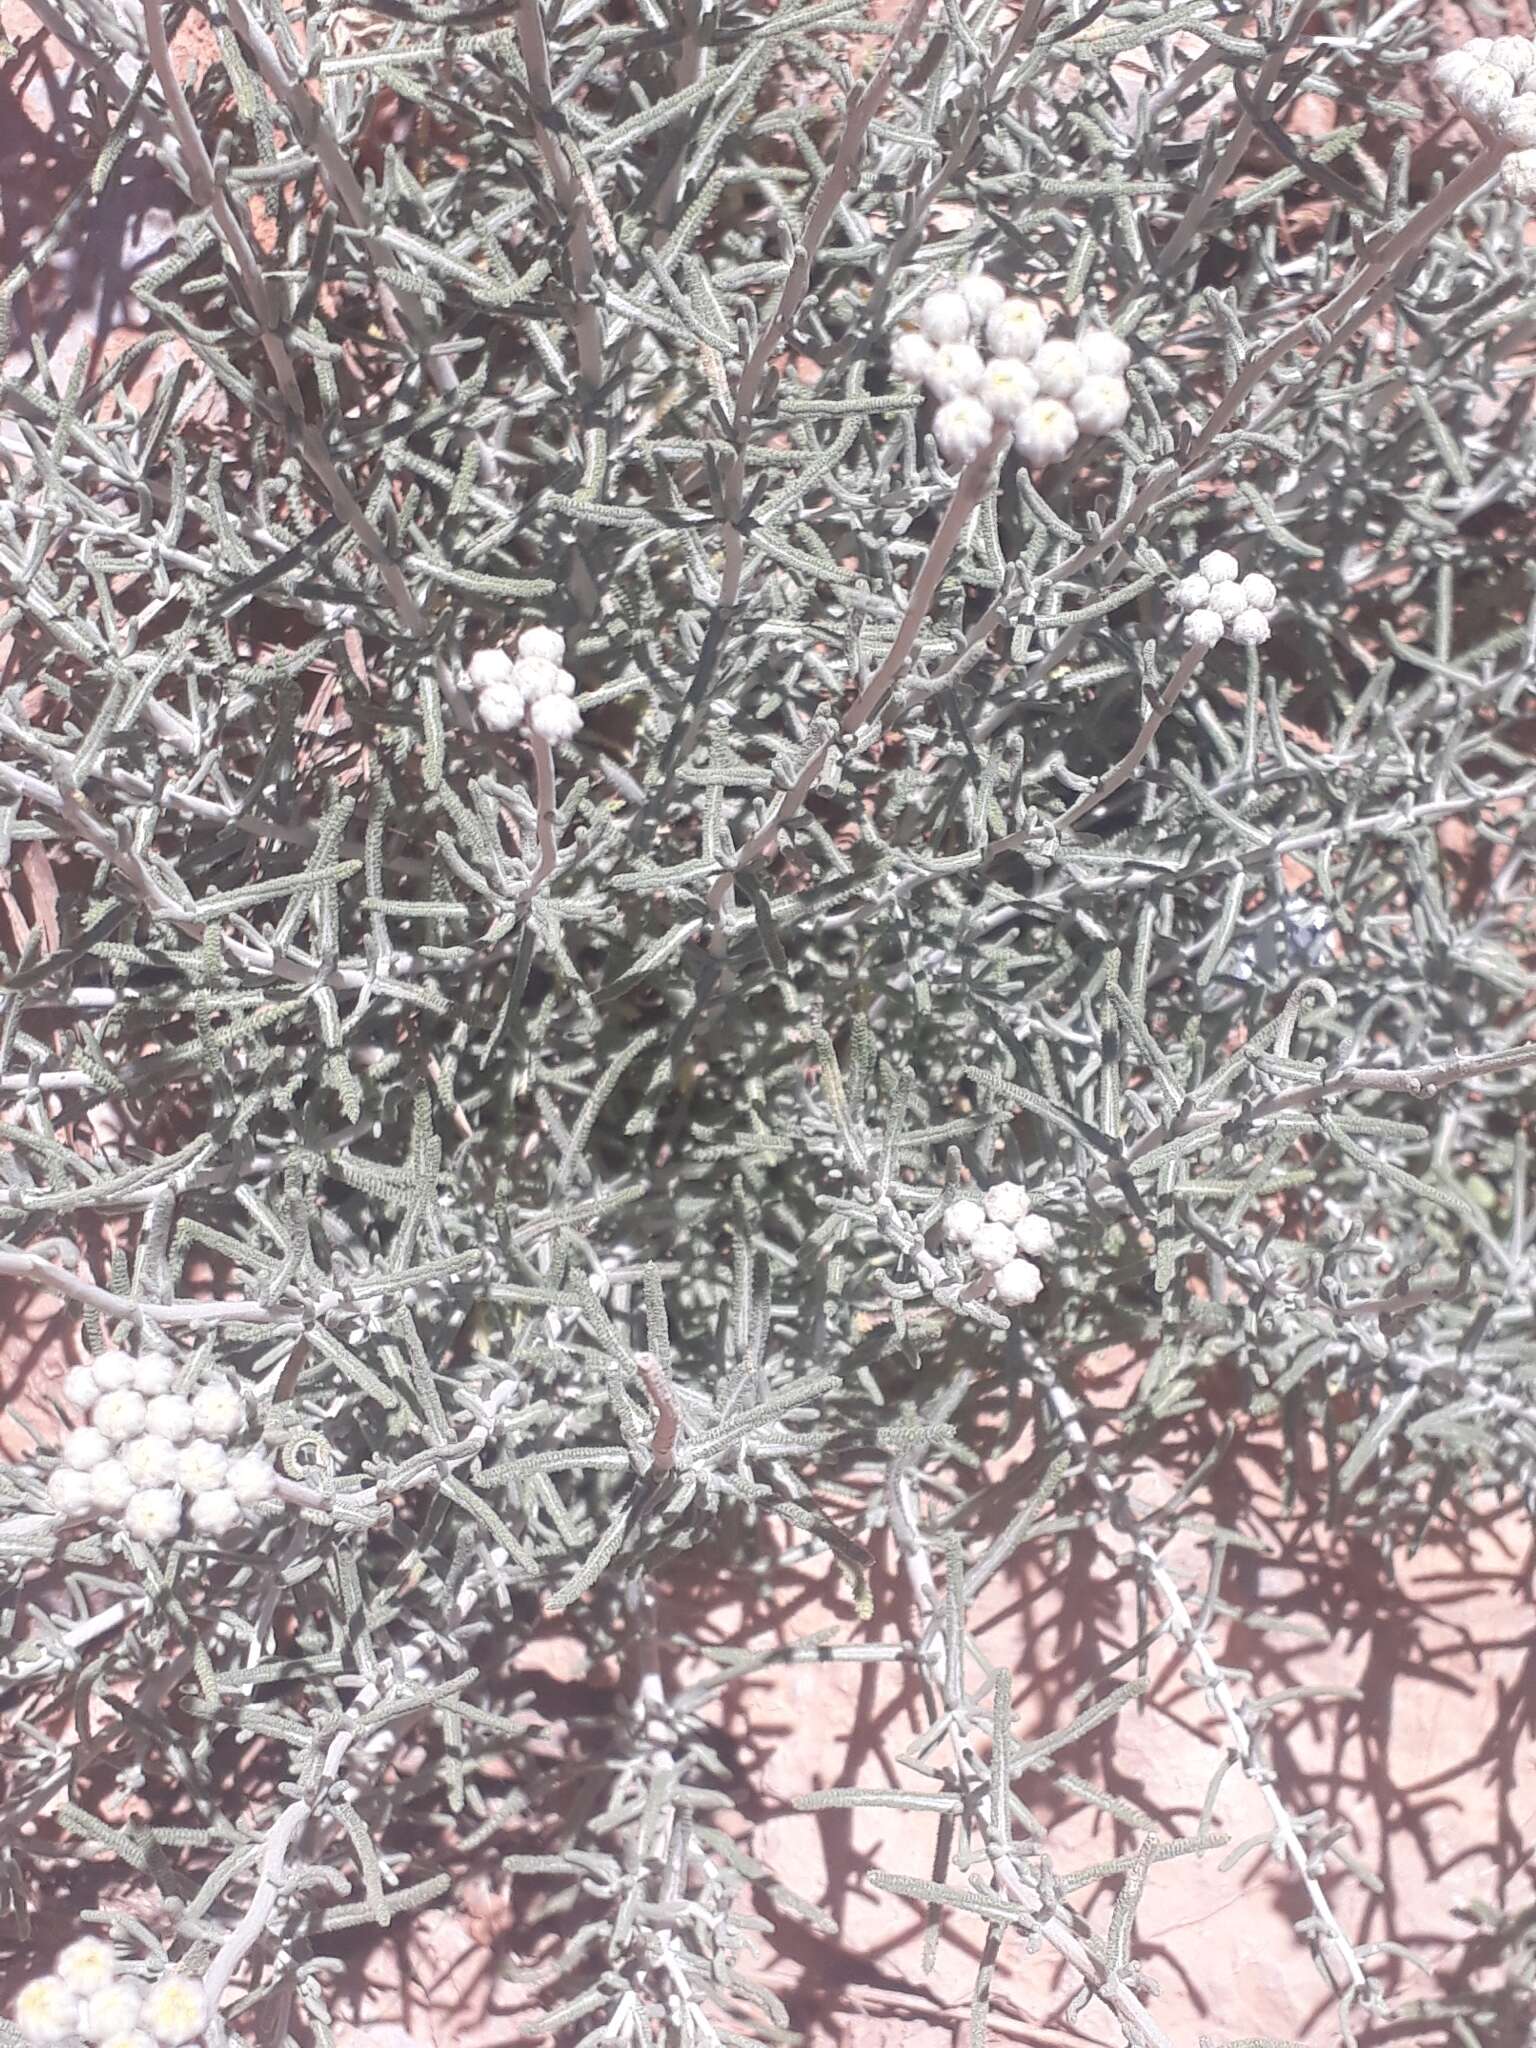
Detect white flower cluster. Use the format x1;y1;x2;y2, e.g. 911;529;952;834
942;1181;1055;1310
466;624;582;743
14;1941;208;2048
892;272;1132;471
47;1349;276;1545
1171;550;1278;650
1432;37;1536;201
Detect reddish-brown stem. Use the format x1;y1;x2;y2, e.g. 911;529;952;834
704;424;1009;939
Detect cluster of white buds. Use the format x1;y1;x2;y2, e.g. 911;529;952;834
942;1181;1056;1310
14;1941;208;2048
1432;36;1536;201
892;272;1133;472
466;623;583;743
47;1349;276;1546
1171;550;1279;650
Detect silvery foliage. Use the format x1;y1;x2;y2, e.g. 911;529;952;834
1;0;1534;2043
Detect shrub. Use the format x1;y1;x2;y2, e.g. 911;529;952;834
2;1;1534;2043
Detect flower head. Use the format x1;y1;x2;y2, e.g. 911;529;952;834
985;298;1047;360
1502;148;1536;202
512;655;563;704
933;395;995;465
177;1439;229;1496
891;330;936;385
1183;609;1224;649
467;648;516;690
959;271;1006;323
139;1977;206;2048
518;624;564;664
15;1978;80;2047
131;1355;176;1398
122;1434;180;1488
1199;549;1239;585
977;357;1039;421
1229;608;1272;646
81;1985;143;2043
89;1461;136;1515
1013;398;1079;467
943;1198;985;1246
47;1467;95;1517
529;695;583;743
190;1380;243;1441
1012;1214;1056;1258
919;289;972;346
63;1364;101;1409
924;340;986;402
91;1350;138;1393
1070;374;1130;435
58;1940;116;1997
189;1489;243;1538
1206;580;1245;621
145;1395;194;1445
1489;35;1534;78
227;1452;277;1507
1174;573;1211;612
1080;328;1131;377
983;1182;1029;1227
1459;62;1515;121
992;1258;1044;1308
969;1221;1018;1270
92;1390;148;1444
63;1426;112;1472
123;1489;182;1546
1239;572;1277;611
477;679;526;732
1031;338;1086;399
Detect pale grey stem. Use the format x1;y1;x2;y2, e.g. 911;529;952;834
887;1465;1181;2048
